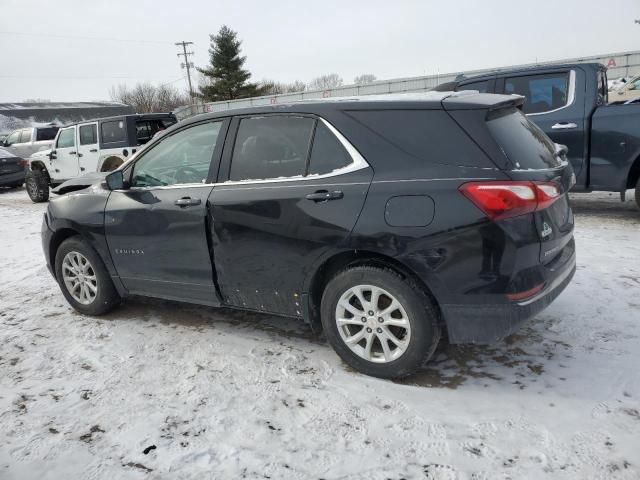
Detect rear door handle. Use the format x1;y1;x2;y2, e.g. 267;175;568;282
305;190;344;202
551;122;577;130
174;197;202;207
89;148;97;153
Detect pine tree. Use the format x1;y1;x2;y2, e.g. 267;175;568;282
198;26;263;101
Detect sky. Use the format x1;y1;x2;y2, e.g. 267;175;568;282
1;0;640;102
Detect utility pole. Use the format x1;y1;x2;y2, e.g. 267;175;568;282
175;41;195;110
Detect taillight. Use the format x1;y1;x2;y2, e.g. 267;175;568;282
459;181;561;220
18;159;29;167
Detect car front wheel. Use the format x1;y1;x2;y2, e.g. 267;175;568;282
321;265;440;379
55;237;120;315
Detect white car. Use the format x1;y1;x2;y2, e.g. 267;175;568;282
2;125;59;160
26;113;176;202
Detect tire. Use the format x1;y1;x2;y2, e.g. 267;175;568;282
320;265;441;379
54;236;120;316
25;169;50;203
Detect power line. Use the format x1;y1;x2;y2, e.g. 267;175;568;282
0;75;186;82
0;30;172;45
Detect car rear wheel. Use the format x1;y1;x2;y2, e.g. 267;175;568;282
321;265;440;379
55;237;120;315
25;169;49;202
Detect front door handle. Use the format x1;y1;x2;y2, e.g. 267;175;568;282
174;197;202;207
305;190;344;202
551;122;577;130
89;148;98;152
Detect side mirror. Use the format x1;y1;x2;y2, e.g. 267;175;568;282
106;170;125;190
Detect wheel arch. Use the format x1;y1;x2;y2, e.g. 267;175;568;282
48;228;82;279
29;159;49;173
99;156;124;172
626;154;640;190
303;249;443;333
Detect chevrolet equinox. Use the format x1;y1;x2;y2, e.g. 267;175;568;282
41;92;576;378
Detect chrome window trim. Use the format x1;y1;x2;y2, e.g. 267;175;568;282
222;117;369;186
121;117;370;192
524;70;576;117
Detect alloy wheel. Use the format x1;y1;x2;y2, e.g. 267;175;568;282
61;251;98;305
335;284;411;363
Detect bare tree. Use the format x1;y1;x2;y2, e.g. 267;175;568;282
308;73;343;91
109;82;189;113
354;74;377;84
259;79;307;95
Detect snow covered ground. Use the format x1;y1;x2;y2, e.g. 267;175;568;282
0;187;638;480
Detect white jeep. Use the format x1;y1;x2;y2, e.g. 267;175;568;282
26;113;176;202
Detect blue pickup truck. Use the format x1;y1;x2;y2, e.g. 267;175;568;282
436;62;640;208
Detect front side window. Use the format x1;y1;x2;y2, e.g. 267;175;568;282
19;129;32;143
101;120;126;144
131;121;221;187
229;116;315;181
6;131;20;145
79;124;97;145
7;131;20;145
56;128;75;148
504;72;570;114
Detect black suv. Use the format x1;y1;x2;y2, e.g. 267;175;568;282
41;92;576;378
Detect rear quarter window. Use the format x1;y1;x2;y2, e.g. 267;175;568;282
487;107;560;170
345;109;494;168
36;127;59;141
101;120;126;145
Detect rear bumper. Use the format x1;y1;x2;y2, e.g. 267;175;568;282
0;169;26;186
442;248;576;344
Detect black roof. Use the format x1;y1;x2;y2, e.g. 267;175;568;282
177;91;524;128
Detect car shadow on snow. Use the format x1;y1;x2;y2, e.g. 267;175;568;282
103;296;572;391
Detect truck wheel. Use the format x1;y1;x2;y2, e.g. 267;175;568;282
320;265;441;379
55;236;120;316
25;169;50;203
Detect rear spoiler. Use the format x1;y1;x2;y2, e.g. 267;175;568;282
441;92;525;111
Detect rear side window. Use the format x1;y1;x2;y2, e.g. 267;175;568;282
19;129;31;143
504;72;570;114
36;127;58;141
308;122;352;175
487;107;560;170
56;128;75;148
101;120;126;144
230;116;315;181
79;124;97;145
